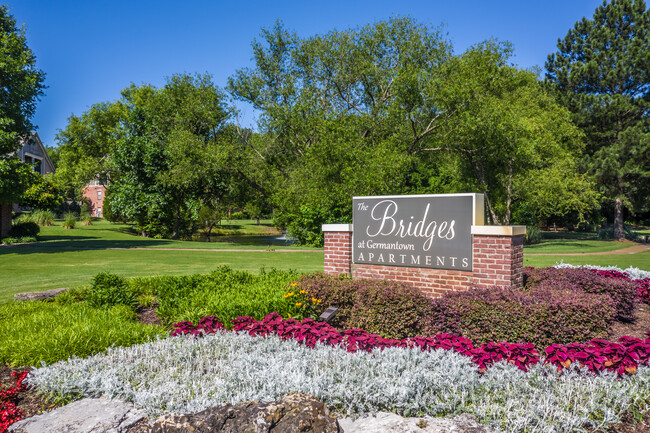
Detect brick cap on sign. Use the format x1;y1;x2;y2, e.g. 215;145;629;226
322;224;353;232
471;225;526;236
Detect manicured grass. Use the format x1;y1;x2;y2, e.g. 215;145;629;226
524;251;650;269
524;231;636;254
0;248;324;303
29;219;315;250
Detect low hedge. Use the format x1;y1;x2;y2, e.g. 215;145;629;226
295;274;438;339
524;267;637;322
427;286;616;347
8;221;39;238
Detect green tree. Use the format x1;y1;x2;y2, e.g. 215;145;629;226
54;101;127;199
0;5;45;213
546;0;650;239
0;5;45;156
230;19;597;243
107;73;234;239
21;173;63;210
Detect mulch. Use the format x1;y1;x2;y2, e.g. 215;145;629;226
3;305;650;432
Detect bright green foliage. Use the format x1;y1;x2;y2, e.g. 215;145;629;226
127;267;299;326
546;0;650;239
0;301;164;366
230;18;598;243
0;5;45;156
107;73;234;239
20;174;63;210
30;209;55;226
54;102;126;199
88;272;137;310
0;157;35;204
62;213;76;229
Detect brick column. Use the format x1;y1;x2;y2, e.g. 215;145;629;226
471;225;526;289
322;224;353;276
0;204;11;238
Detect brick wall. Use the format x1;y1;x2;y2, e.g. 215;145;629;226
472;234;524;288
82;185;106;217
322;225;525;297
0;204;11;238
323;231;352;275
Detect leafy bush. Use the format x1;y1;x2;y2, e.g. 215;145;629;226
0;301;164;366
1;236;37;245
525;267;637;321
87;272;137;310
127;267;298;326
81;215;93;226
525;226;542;244
62;213;76;229
53;286;91;305
428;286;616;347
8;221;39;238
31;209;55;226
597;224;639;241
294;273;437;339
227;211;246;220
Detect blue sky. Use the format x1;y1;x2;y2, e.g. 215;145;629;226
8;0;603;147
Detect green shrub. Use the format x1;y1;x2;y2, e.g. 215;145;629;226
136;293;158;308
525;226;542;245
524;267;637;322
31;209;55;226
1;236;37;244
294;273;437;339
0;301;164;366
53;286;91;305
428;286;616;347
597;224;639;241
87;272;137;310
228;211;246;220
146;267;298;326
9;221;39;237
62;213;76;229
81;215;93;226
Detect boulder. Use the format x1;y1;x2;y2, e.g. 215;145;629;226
14;287;69;301
9;398;146;433
338;412;492;433
130;392;340;433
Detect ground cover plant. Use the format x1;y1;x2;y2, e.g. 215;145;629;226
294;270;642;347
0;301;164;367
0;370;28;433
29;329;650;433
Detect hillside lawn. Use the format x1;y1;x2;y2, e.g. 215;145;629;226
1;220;647;303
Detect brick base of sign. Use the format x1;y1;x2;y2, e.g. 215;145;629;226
322;225;525;297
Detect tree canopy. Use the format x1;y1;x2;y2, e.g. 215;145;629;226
546;0;650;238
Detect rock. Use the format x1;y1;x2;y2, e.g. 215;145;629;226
337;412;492;433
130;392;340;433
14;287;69;301
9;398;147;433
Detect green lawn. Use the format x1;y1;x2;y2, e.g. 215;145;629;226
523;231;636;254
2;220;648;303
28;219;317;250
524;250;650;269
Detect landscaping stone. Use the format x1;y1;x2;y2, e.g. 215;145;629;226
338;412;492;433
13;287;69;301
9;397;147;433
130;392;340;433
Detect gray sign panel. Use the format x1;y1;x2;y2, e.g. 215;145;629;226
352;194;483;271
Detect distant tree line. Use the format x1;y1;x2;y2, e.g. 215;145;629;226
40;0;650;243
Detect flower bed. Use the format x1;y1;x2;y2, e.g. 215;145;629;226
173;312;650;376
0;371;27;433
29;330;650;433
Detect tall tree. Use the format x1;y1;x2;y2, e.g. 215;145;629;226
0;4;46;209
546;0;650;239
107;73;234;239
54;101;127;199
230;19;597;244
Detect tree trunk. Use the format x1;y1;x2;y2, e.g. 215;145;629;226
613;197;624;240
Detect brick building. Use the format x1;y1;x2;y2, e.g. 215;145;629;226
82;179;106;217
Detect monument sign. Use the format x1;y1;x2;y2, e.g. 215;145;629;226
352;194;483;271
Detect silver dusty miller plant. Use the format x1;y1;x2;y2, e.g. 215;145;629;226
554;262;650;280
29;332;650;433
